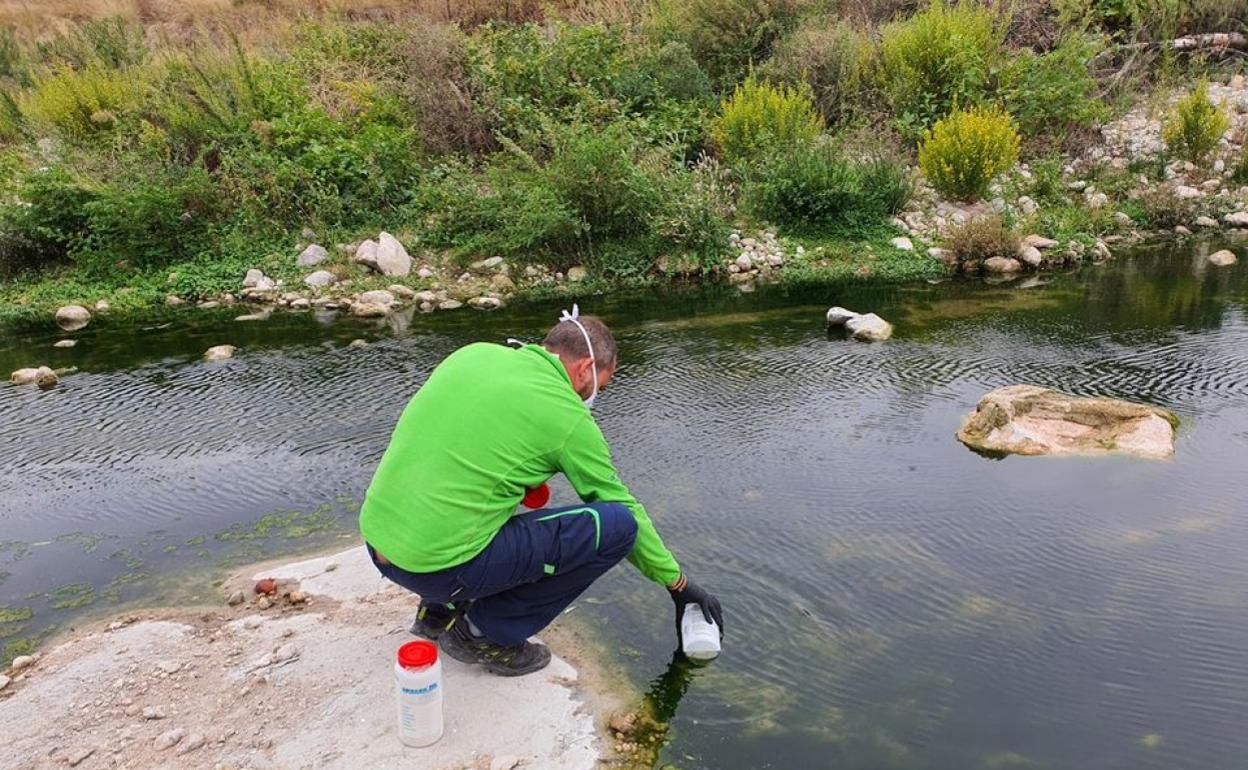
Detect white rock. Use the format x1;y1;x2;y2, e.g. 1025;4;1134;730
734;253;752;271
348;339;368;350
766;253;784;268
10;366;57;387
290;298;310;310
490;756;523;770
984;256;1023;273
154;728;186;750
1023;235;1059;249
155;660;182;675
1213;159;1226;173
296;244;328;267
1094;240;1112;260
204;345;236;361
94;300;110;313
388;284;416;300
845;313;894;342
1174;225;1192;236
1208;249;1238;266
357;290;395;307
472;256;504;270
350;303;389;318
142;706;166;720
890;236;914;251
1018;245;1043;268
412;291;439;304
1113;211;1133;226
374;232;412;277
242;269;265;288
1085;192;1109;209
226;590;245;606
55;305;91;331
1195;216;1219;228
53;340;77;348
1017;196;1038;215
273;644;299;663
1224;211;1248;227
304;270;335;288
1174;185;1203;199
417;267;434;279
469;296;503;310
438;300;464;311
66;747;95;766
825;307;859;327
0;675;9;690
10;655;35;671
165;295;186;307
566;266;588;282
353;239;380;270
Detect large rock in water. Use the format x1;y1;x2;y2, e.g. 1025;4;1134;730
55;305;91;331
845;313;893;341
957;385;1177;459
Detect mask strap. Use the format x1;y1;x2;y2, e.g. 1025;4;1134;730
558;304;598;407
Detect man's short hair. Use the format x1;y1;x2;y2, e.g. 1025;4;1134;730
543;314;618;368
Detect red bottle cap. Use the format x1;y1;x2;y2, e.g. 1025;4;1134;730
522;483;551;510
397;640;438;670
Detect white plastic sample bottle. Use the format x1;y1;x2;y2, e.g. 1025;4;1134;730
680;605;722;661
395;640;444;747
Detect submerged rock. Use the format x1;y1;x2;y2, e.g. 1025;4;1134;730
1208;249;1238;267
55;305;91;331
845;313;893;341
957;385;1177;459
825;307;858;327
11;366;58;388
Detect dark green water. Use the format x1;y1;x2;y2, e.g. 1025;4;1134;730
2;239;1246;769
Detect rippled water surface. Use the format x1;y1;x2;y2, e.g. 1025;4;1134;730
2;241;1247;769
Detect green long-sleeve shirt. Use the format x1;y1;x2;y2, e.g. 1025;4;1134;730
359;341;680;586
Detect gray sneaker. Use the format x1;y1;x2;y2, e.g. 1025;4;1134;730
437;619;552;677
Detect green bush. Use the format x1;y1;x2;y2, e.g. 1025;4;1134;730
764;18;872;123
0;166;95;276
650;155;734;268
22;65;144;140
1025;156;1069;204
1230;148;1248;185
712;75;824;166
468;23;711;153
878;0;1004;136
918;104;1020;201
647;0;800;88
73;164;222;274
745;143;912;235
546;124;663;245
1163;80;1231;164
1000;34;1107;149
1131;185;1203;229
943;214;1020;262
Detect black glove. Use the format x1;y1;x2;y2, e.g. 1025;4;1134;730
669;574;724;640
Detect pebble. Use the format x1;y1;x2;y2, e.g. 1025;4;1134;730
142;706;166;720
154;727;186;751
889;237;914;251
348;339;368;349
10;655;35;671
257;596;272;610
67;747;95;767
176;733;206;755
273;644;299;663
156;660;182;675
227;590;246;606
53;340;77;348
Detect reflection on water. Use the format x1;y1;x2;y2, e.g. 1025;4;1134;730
1;239;1247;769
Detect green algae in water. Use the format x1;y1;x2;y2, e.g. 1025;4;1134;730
47;583;95;609
53;531;108;554
109;549;144;570
214;504;340;542
0;605;34;637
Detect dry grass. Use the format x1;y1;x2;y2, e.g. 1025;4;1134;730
0;0;605;40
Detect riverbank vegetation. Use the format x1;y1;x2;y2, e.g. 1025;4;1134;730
0;0;1245;318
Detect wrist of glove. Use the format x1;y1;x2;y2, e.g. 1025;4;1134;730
669;574;724;633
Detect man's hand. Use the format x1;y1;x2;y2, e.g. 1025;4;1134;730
668;574;723;641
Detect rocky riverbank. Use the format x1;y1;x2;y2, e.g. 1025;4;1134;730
0;546;636;770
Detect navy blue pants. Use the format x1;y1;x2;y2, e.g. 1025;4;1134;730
368;502;638;646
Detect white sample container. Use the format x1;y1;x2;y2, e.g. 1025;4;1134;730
681;605;721;661
395;640;443;747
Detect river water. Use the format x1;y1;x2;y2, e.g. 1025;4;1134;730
2;240;1246;769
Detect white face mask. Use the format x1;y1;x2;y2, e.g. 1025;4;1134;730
558;304;598;409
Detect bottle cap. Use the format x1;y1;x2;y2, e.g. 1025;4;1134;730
522;483;550;509
397;640;438;670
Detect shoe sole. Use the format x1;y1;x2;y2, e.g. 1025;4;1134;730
437;630;552;677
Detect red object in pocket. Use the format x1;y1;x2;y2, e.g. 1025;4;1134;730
522;483;551;510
